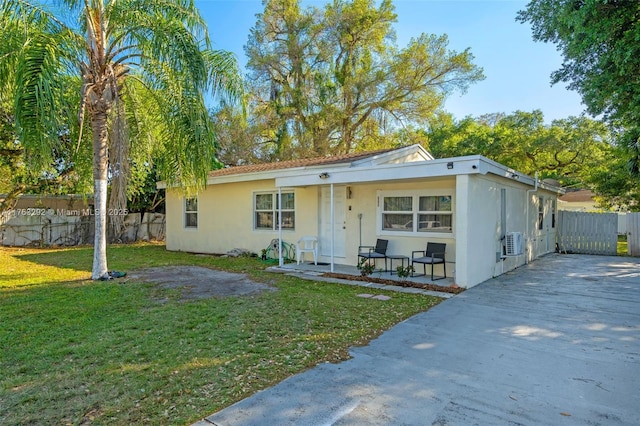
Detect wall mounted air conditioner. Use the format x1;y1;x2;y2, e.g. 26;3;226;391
505;232;523;256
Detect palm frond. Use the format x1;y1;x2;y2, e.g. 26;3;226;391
204;49;244;105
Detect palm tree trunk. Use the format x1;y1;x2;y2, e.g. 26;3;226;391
91;110;109;280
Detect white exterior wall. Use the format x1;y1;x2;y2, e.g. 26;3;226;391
164;171;558;289
459;174;558;287
166;178;457;270
459;175;527;287
332;179;456;272
166;180;319;254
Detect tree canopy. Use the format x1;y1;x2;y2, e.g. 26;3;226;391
517;0;640;210
238;0;484;160
424;110;612;188
0;0;241;278
517;0;640;125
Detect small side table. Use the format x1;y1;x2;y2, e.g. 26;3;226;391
387;255;409;275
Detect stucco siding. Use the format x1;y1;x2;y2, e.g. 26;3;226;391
464;176;495;285
164;169;558;290
461;174;558;287
338;179;456;273
167;178;457;266
166;180;320;255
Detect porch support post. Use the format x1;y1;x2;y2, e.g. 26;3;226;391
455;175;469;288
330;183;335;272
278;187;283;267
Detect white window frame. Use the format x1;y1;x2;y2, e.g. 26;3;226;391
253;191;295;231
378;190;453;237
184;196;198;229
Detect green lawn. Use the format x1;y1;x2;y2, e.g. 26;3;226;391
618;234;628;256
0;243;441;425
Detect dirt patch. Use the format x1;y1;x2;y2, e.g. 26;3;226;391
323;272;465;295
127;266;276;300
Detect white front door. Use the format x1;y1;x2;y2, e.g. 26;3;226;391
319;186;346;258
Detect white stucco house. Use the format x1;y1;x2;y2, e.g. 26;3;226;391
159;144;562;288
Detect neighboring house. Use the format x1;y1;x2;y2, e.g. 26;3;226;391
0;194;93;212
558;189;629;235
558;189;599;212
160;145;562;288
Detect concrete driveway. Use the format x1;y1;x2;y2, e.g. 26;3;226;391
196;254;640;425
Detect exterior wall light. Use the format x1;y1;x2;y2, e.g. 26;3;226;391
447;162;454;169
319;172;329;179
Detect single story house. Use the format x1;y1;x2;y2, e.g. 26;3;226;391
0;194;93;212
159;144;562;288
558;189;599;212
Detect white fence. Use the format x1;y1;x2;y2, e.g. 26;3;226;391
628;212;640;257
557;211;618;255
0;210;165;246
618;213;627;235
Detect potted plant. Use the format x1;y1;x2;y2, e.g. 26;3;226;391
396;264;414;281
357;258;375;276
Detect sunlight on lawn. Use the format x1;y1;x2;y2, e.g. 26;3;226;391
0;243;441;425
0;247;89;288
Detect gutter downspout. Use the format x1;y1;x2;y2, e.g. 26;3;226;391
525;172;539;264
278;187;283;267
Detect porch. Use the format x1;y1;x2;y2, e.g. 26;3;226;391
270;260;457;293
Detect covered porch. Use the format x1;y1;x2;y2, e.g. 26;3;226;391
271;260;457;291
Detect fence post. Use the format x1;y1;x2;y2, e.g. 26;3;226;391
628;213;640;256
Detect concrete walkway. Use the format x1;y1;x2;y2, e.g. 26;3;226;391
195;254;640;425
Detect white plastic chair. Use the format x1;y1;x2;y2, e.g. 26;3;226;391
296;236;318;265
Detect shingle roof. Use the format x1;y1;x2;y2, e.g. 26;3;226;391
559;189;595;202
209;148;398;178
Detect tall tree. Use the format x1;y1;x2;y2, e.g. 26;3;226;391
587;145;640;211
245;0;484;159
0;91;92;213
425;110;612;188
517;0;640;175
0;0;241;279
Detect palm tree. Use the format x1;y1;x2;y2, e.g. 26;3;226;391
0;0;241;279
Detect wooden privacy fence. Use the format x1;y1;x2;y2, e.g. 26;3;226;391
628;212;640;256
557;211;618;255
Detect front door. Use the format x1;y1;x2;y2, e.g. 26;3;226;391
319;186;346;258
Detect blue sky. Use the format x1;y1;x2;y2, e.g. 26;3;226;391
195;0;586;123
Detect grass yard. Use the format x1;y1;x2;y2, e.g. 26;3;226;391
0;243;441;425
618;234;628;256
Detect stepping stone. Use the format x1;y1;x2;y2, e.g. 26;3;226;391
372;295;391;301
357;293;374;298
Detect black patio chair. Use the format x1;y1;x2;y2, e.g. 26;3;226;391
358;239;389;272
411;242;446;280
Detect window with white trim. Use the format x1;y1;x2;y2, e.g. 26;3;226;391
185;197;198;228
254;191;295;230
381;193;452;233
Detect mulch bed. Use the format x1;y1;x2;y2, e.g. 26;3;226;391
323;272;465;295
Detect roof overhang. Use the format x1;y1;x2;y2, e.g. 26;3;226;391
158;151;564;195
276;155;564;194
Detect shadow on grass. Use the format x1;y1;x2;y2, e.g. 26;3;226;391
13;243;270;274
0;247;441;425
